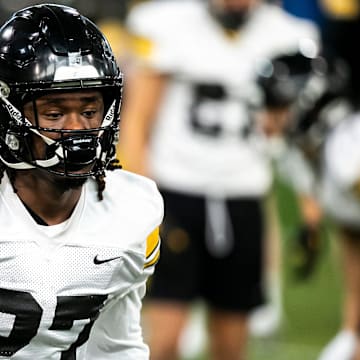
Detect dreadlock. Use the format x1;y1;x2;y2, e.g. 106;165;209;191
95;158;122;201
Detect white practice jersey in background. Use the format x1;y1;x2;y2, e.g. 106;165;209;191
0;170;163;359
321;112;360;229
127;0;319;197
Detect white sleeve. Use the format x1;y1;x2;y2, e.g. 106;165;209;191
276;144;317;195
85;283;149;360
325;114;360;188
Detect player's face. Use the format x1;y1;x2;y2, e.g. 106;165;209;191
24;90;104;134
23;90;104;176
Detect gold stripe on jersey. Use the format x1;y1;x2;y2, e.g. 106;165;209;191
144;248;160;269
129;34;154;59
144;227;160;268
146;227;159;258
321;0;359;19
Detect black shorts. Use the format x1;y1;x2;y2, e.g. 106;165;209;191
146;188;266;312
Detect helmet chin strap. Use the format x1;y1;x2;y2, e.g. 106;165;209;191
0;94;117;172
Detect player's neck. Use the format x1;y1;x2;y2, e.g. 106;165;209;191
12;170;83;225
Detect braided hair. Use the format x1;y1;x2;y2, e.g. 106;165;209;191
95;158;122;201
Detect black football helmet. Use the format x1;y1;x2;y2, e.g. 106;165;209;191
256;41;327;109
0;3;123;178
256;41;350;170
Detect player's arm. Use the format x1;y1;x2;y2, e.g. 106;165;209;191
117;3;172;177
118;67;169;176
84;283;150;359
84;228;161;359
118;1;182;176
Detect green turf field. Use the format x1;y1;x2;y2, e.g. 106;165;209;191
182;179;344;360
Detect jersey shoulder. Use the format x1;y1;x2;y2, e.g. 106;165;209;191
125;1;208;71
255;3;320;42
105;169;164;223
127;0;201;36
89;170;164;272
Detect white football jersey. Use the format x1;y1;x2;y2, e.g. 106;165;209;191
126;0;320;197
0;170;163;359
321;112;360;228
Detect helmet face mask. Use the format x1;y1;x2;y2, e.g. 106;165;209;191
0;4;123;178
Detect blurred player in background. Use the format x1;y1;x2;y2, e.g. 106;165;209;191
309;1;360;359
119;0;319;359
268;1;360;359
316;108;360;360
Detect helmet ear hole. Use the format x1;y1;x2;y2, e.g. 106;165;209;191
5;132;20;151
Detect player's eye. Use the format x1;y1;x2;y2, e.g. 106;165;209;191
82;110;98;118
43;111;63;120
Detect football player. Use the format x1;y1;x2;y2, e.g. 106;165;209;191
314;2;360;358
316;110;360;360
0;4;163;359
119;0;319;359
